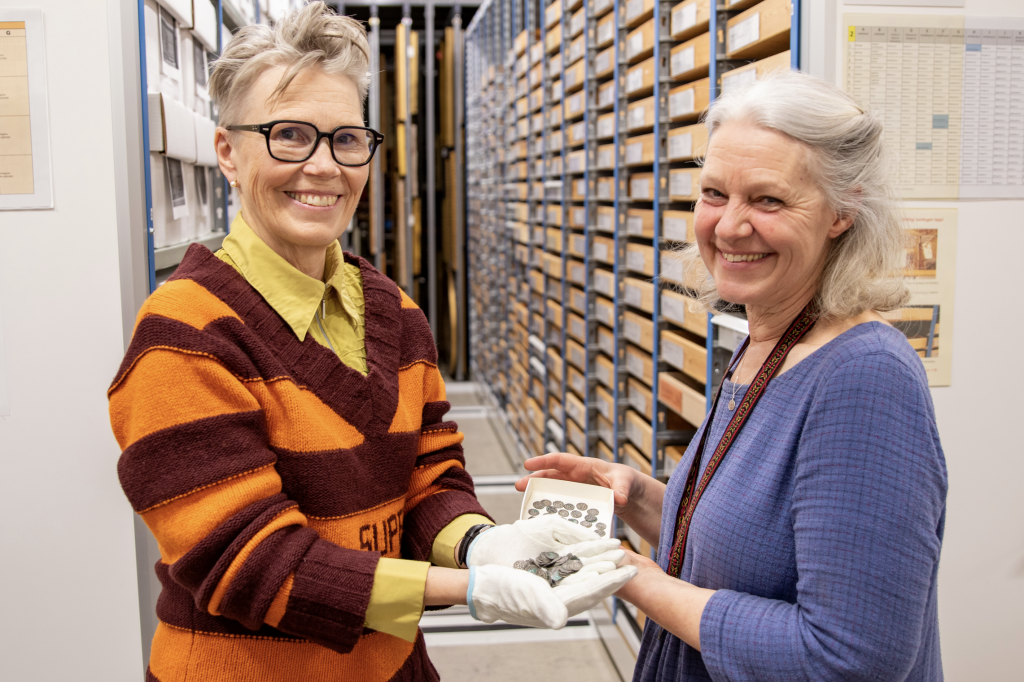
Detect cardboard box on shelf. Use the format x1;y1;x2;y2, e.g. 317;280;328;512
626;208;655;238
669;31;711;82
658;371;707;426
627;96;656;132
721;49;791;94
628;377;654;420
595;354;615;389
625;57;656;97
626;242;655;276
626;344;654;385
623;0;654;28
624;277;655;313
669;167;702;201
626;19;656;63
661;329;708;383
726;0;792;61
668;123;708;161
662;289;707;337
623;310;654;352
625;133;656;167
671;0;711;42
668;77;711;122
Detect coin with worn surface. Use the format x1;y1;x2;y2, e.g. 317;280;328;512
533;501;545;509
595;530;606;537
584;515;597;523
513;560;528;570
576;502;588;511
552;501;565;509
565;559;583;572
571;510;582;518
581;521;592;528
546;506;557;514
543;551;559;562
558;509;569;517
568;518;578;523
596;522;607;530
589;508;600;516
563;503;575;511
528;508;540;517
539;499;551;508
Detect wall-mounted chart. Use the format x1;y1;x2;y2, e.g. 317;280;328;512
844;14;1024;200
0;9;52;209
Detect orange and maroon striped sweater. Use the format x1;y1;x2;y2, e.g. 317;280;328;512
109;245;489;681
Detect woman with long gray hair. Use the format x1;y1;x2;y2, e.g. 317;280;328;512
520;70;946;681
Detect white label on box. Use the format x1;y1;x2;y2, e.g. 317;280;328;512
598;116;614;137
628;33;644;58
598;180;613;200
631;178;651;199
595;0;613;13
627;68;644;93
575;179;587;196
624;319;642;344
673;2;698;33
598;22;613;44
663;340;683;369
664;216;689;242
553;82;563;100
662;294;685;323
572;290;586;310
626;0;644;19
596;51;611;74
626;142;644;164
670;88;696;117
671;46;695;77
669;132;693;160
531;42;544;62
722;67;758;94
662;253;684;282
573;207;586;225
729;13;760;52
598;149;613;168
597;394;611;419
598;211;613;231
571;42;584;63
596;362;612;386
629;106;647;129
625;284;643;307
594;242;609;262
572;14;585;35
671;170;693;198
595;271;614;295
572;347;585;367
571;318;585;339
599;333;614;355
627;250;646;272
599;86;615;107
569;154;584;172
536;161;545;176
596;303;613;327
626;352;644;378
570;262;585;283
566;69;577;88
572;235;587;253
570;93;583;113
628;389;647;415
627;215;645;235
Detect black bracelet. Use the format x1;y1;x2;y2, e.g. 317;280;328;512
457;524;494;568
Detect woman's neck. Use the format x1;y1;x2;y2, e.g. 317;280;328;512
243;212;328;281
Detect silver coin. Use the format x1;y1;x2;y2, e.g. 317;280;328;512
558;509;569;517
568;518;578;523
584;515;597;523
533;501;545;509
596;522;607;530
571;510;582;518
546;506;557;514
513;560;528;570
581;521;592;528
526;565;539;575
563;503;575;511
566;559;583;572
551;573;564;582
589;508;600;516
528;508;540;516
552;501;565;509
537;568;550;582
543;551;559;561
595;530;606;537
539;499;552;507
576;502;588;511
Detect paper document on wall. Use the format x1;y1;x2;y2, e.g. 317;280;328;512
884;208;957;387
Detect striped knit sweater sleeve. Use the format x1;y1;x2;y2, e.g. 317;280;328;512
109;245;490;676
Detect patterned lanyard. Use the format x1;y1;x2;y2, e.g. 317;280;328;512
665;304;818;578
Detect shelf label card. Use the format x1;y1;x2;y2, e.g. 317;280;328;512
673;3;699;34
729;13;761;52
669;132;693;159
629;33;645;58
722;67;758;93
626;142;644;164
671;46;696;77
670;88;696;117
627;215;645;235
670;170;693;198
663;216;689;242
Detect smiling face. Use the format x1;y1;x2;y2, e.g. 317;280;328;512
215;64;368;275
694;120;854;318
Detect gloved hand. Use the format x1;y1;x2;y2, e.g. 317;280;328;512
468;563;639;630
467;516;623;569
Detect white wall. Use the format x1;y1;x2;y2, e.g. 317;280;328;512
0;0;144;678
806;1;1024;679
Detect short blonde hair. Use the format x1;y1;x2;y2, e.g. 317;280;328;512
209;2;371;126
677;70;910;321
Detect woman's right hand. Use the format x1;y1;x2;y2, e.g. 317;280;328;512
515;453;643;517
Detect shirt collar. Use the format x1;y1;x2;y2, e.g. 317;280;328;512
221;214;355;341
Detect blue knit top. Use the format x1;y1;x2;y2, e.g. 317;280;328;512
634;322;947;682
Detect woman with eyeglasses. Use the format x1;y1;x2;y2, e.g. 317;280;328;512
107;4;634;681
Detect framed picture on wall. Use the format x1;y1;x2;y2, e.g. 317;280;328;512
165;156;189;219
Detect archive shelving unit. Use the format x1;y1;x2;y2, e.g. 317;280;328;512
466;0;801;657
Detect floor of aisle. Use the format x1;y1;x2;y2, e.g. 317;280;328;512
423;381;628;682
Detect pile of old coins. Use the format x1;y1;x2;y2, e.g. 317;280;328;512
514;552;585;587
527;499;608;536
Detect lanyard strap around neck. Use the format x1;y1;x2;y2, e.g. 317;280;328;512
665;304;818;578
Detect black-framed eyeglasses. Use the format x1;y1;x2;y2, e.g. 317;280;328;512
226;121;384;166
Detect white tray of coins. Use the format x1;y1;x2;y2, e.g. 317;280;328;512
519;478;614;537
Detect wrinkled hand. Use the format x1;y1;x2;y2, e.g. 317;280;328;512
468;515;624;569
468;564;639;630
515;453;641;516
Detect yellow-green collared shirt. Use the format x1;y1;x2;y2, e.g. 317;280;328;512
214;215;489;642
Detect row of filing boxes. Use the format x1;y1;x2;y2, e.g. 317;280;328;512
465;0;798;505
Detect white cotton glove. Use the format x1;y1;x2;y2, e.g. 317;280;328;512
467;564;639;630
467;516;623;569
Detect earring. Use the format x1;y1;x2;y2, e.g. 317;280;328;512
229;179;237;188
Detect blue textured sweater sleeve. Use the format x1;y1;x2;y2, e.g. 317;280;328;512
699;350;947;682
